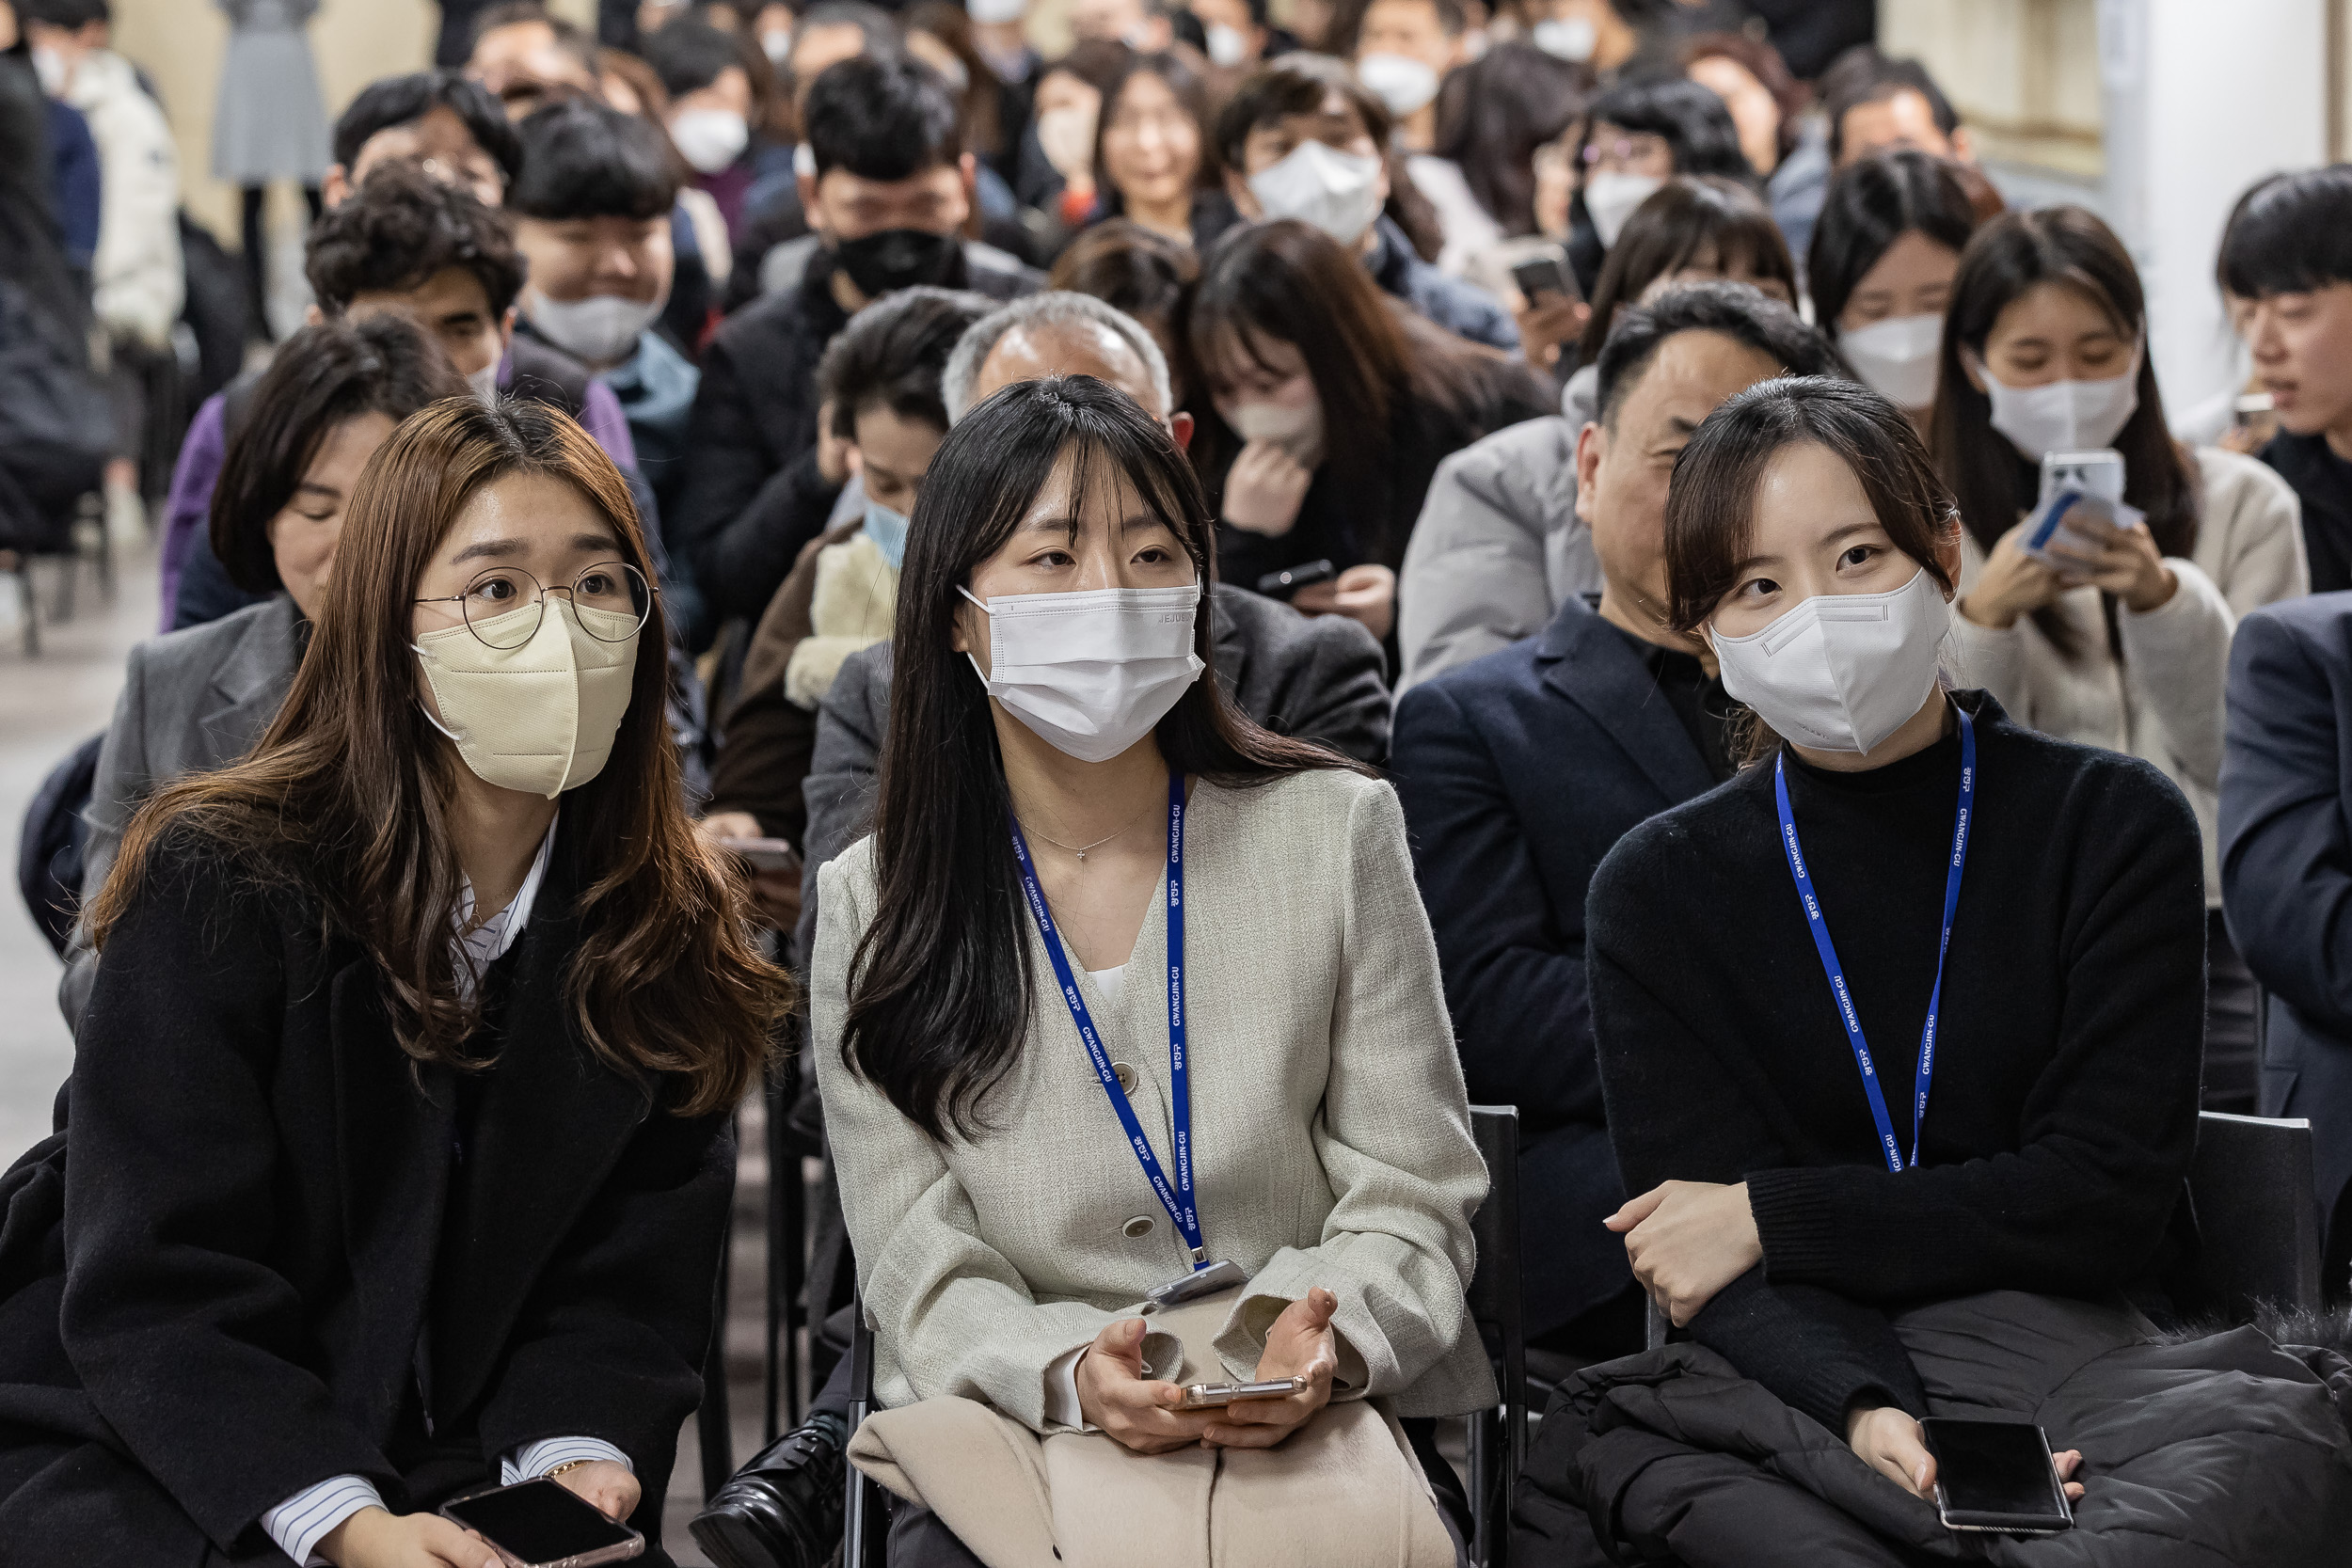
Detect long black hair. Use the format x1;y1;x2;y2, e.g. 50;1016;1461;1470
1806;149;1978;341
1930;205;2198;661
842;376;1357;1141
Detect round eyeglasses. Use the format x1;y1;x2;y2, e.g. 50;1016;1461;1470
414;562;655;650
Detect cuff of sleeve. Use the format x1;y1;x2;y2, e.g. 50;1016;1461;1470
501;1435;635;1487
1744;1168;1853;1286
1041;1344;1091;1432
1791;1368;1916;1436
262;1475;384;1568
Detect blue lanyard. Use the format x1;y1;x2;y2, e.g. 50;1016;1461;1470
1009;773;1206;1267
1772;707;1976;1174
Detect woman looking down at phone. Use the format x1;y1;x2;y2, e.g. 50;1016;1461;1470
810;375;1489;1567
0;401;789;1566
1509;376;2352;1568
1931;205;2305;1108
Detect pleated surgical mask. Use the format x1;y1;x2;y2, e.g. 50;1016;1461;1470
1837;313;1944;411
416;599;641;798
1248;140;1386;248
1708;567;1951;755
960;582;1203;763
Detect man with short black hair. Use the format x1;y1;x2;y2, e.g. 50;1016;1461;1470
1391;283;1845;1356
675;53;1041;627
324;68;521;210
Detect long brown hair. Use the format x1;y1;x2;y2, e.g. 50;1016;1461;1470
90;399;789;1116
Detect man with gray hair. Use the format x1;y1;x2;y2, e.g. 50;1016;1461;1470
939;290;1177;427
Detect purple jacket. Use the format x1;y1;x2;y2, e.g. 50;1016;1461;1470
155;351;641;628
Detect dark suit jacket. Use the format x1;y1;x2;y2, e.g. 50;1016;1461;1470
1390;594;1717;1339
2219;592;2352;1280
0;825;731;1563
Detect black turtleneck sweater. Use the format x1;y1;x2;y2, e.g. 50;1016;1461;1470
1586;691;2205;1430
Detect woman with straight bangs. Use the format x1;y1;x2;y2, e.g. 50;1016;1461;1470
1511;376;2352;1567
0;400;790;1567
810;376;1488;1568
1931;205;2305;1109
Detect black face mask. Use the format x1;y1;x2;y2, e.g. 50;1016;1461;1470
832;228;960;298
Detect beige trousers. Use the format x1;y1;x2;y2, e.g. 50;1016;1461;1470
846;1293;1460;1568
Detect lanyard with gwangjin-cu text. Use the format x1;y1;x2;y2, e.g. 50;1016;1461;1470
1773;705;1975;1174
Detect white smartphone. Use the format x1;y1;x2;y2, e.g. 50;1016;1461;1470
1178;1375;1308;1409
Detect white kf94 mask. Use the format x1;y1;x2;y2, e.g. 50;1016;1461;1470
1708;567;1951;755
961;582;1203;762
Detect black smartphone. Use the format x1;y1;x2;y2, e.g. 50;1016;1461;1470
440;1478;644;1567
1510;247;1581;306
1918;1418;2074;1535
1257;559;1337;599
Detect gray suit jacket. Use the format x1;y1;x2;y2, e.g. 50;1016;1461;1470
811;768;1492;1427
58;594;302;1029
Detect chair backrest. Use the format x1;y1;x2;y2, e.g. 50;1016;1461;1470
1467;1105;1525;1413
2188;1111;2323;1322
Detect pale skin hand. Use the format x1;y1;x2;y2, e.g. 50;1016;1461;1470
1075;1287;1342;1452
1515;294;1589;372
1073;1316;1225;1454
1200;1285;1341;1449
1220;439;1312;536
1847;1404;2087;1506
1958;517;2069;630
1290;563;1396;641
1604;1180;1762;1327
697;810;802;930
320;1462;636;1567
2041;508;2178;612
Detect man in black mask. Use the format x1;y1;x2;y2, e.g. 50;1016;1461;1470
674;53;1041;627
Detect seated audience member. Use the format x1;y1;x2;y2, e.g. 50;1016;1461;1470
2219;166;2352;592
1679;30;1825;265
1215;55;1518;351
1516;374;2352;1566
1561;77;1749;296
589;43;732;356
1935;206;2305;1105
1805;148;1978;433
1015;40;1135;234
510;97;712;643
809;375;1487;1564
1185;218;1552;642
644;16;788;244
165;167;652;629
2221;598;2352;1299
1429;40;1587;244
1088;52;1238;255
321;69;520;211
1391;284;1842;1354
1191;0;1285;70
902;2;1034;251
1397;175;1796;689
1516;0;1639;74
0;399;789;1564
1350;0;1498;275
702;286;997;860
675;55;1042;628
57;316;466;1029
468;0;604;119
1821;49;1973;169
1048;217;1198;377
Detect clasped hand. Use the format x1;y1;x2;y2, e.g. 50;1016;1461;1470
1074;1285;1340;1454
1605;1180;1761;1327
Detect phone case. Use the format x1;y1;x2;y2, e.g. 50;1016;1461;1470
438;1481;645;1568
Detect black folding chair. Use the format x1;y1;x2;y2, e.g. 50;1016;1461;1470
1464;1105;1526;1567
763;1056;807;1442
2187;1110;2323;1321
842;1291;885;1568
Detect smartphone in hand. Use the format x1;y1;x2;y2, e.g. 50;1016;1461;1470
440;1477;644;1566
1918;1418;2075;1535
1178;1375;1309;1410
717;835;803;876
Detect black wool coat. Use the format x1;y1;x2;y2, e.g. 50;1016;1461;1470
0;825;735;1564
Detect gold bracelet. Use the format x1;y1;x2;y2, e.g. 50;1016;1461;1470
542;1459;596;1481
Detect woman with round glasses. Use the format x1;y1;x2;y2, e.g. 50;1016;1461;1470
0;399;789;1566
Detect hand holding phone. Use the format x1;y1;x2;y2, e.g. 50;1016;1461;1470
716;835;803;875
439;1478;644;1567
1179;1375;1308;1409
1919;1418;2080;1534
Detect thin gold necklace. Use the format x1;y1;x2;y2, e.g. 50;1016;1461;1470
1022;794;1159;862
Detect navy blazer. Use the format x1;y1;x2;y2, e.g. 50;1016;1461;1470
1391;594;1717;1338
2219;592;2352;1280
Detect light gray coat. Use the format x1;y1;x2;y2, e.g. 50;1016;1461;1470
58;594;302;1029
810;768;1493;1431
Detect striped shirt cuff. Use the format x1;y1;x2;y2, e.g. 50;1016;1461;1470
501;1435;634;1486
262;1475;384;1567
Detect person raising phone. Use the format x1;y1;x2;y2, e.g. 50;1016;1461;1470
809;375;1487;1565
0;399;789;1565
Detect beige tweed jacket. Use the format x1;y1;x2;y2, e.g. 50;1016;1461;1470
811;767;1495;1432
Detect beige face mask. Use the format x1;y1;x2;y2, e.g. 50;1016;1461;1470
415;598;640;799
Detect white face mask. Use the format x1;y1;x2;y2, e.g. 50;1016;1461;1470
959;582;1203;763
468;362;501;404
1708;566;1951;756
967;0;1027;23
670;108;750;174
416;599;642;798
1977;359;2141;460
760;26;793;65
529;290;665;366
1839;313;1944;411
31;46;68;96
1530;16;1597;60
1356;53;1439;118
1248;140;1385;248
1224;399;1324;466
1205;22;1249;67
1583;170;1663;248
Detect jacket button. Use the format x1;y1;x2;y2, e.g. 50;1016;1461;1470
1121;1215;1154;1238
1112;1062;1137;1094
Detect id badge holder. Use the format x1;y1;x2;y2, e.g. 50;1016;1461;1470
1146;1258;1247;1309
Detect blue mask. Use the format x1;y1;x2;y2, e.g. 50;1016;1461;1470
864;499;910;570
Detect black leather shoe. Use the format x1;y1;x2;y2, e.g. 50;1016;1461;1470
690;1409;848;1568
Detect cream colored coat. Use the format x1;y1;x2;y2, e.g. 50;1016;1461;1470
1950;447;2306;898
810;768;1494;1431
